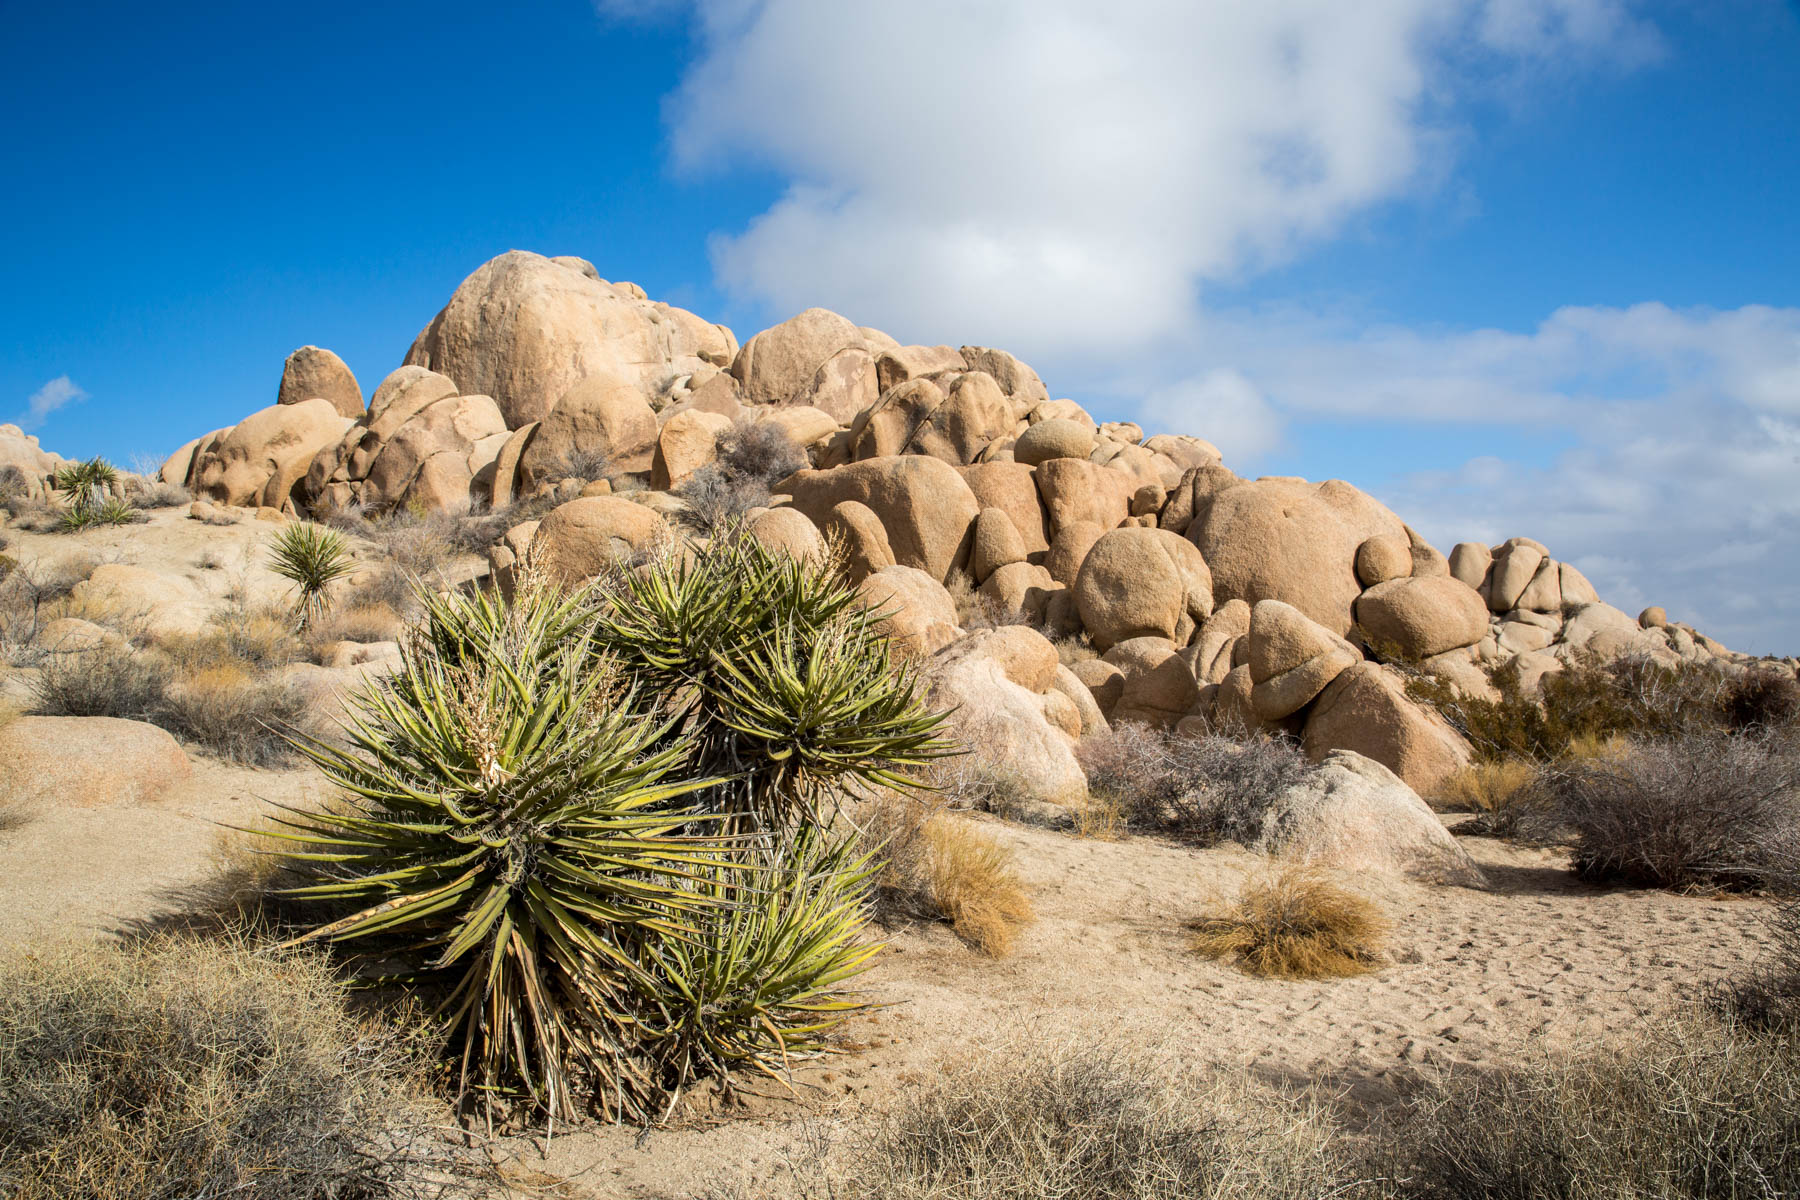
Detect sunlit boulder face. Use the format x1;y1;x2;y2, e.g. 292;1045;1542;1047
404;251;739;428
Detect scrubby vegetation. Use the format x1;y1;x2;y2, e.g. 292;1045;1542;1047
675;419;808;534
1189;868;1389;979
1079;723;1310;845
266;539;950;1127
705;1040;1350;1200
857;794;1035;956
268;520;356;629
0;936;494;1200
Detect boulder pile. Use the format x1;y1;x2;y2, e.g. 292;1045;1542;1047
158;250;1772;811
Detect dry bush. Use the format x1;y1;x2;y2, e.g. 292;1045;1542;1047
1380;1009;1800;1200
1411;650;1793;763
1079;723;1310;846
158;664;313;767
0;554;101;655
715;418;808;486
1535;730;1800;892
1717;896;1800;1032
721;1039;1349;1200
675;464;767;535
1432;758;1539;836
0;936;494;1200
553;445;611;484
307;601;405;649
30;641;171;720
157;605;304;674
122;476;190;508
1189;868;1389;979
858;795;1035;956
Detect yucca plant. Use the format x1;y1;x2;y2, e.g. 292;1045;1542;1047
53;456;118;509
270;578;736;1125
269;521;356;630
641;827;878;1110
591;536;953;827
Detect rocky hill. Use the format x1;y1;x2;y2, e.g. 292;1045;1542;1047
12;247;1766;807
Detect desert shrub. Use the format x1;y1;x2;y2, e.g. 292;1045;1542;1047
857;795;1034;956
0;463;28;504
122;475;190;508
440;493;561;554
0;555;100;656
159;665;314;767
1716;897;1800;1032
271;551;948;1126
716;418;808;486
1528;730;1800;891
554;445;612;483
1189;868;1389;979
1380;1009;1800;1200
0;936;492;1200
1079;723;1311;846
1411;650;1790;763
1432;757;1540;836
738;1040;1348;1200
57;495;141;531
30;641;171;720
306;601;405;649
159;605;305;674
675;464;767;534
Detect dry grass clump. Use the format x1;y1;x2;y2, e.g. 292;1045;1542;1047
0;554;100;657
1716;897;1800;1032
1079;723;1310;846
0;936;494;1200
729;1040;1348;1200
1189;868;1389;979
1432;757;1538;834
1537;730;1800;891
1381;1009;1800;1200
157;604;304;673
158;664;313;767
859;795;1034;956
674;420;809;535
306;601;406;649
121;475;190;508
30;639;172;720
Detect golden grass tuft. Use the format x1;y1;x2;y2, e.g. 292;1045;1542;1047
1433;757;1536;815
305;600;404;649
1189;867;1389;979
861;795;1035;957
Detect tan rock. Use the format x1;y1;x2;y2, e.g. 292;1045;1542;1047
531;495;668;584
1112;652;1202;730
874;344;966;392
406;250;734;427
1559;562;1600;606
1184;598;1251;685
1355;534;1412;587
361;393;508;513
1354;576;1489;659
1487;543;1544;612
1189;477;1406;637
1043;520;1105;588
1157;463;1240;535
969;507;1027;583
193;399;352;509
1640;605;1668;629
1253;750;1485;887
1050;663;1109;737
1406;526;1450;578
1448;542;1493;591
959;346;1049;411
978;561;1059;624
1013;418;1095;467
1142;434;1221;472
782;456;978;583
856;565;961;656
1301;663;1471;797
1072;657;1125;715
746;506;824;562
1027;398;1097;432
934;626;1059;694
797;346;879;424
517;372;657;488
0;715;192;810
651;409;731;490
959;461;1050;557
277;345;363;417
1515;558;1564;613
926;653;1088;807
1246;600;1362;721
1034;456;1135;539
1073;527;1214;651
820;499;895;584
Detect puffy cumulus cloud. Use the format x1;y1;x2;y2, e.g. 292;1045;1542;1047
1179;303;1800;652
14;376;87;432
656;0;1655;356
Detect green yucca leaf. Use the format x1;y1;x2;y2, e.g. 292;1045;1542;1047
269;521;356;630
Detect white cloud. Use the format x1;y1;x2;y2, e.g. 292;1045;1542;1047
14;376;87;432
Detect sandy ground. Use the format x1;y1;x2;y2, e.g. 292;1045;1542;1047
0;766;1773;1197
0;507;1778;1198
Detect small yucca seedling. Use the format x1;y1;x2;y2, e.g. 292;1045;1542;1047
269;522;355;629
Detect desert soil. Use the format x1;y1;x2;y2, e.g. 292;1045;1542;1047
0;758;1772;1198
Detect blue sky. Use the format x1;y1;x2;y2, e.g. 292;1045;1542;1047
4;1;1799;650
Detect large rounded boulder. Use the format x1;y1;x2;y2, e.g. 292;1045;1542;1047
192;399;352;510
1073;527;1214;651
1189;478;1407;637
531;496;668;584
516;372;658;488
1354;576;1489;660
404;251;736;427
731;307;867;405
781;456;978;583
276;345;364;418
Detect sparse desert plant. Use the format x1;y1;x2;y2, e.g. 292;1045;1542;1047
1433;757;1541;837
268;521;355;629
29;640;171;720
1717;894;1800;1032
1380;1008;1800;1200
716;418;809;486
305;600;405;650
739;1039;1349;1200
0;463;29;504
52;455;118;508
674;463;767;535
1539;730;1800;891
857;795;1035;956
158;603;304;674
555;445;612;483
1079;723;1310;846
122;474;190;508
0;935;494;1200
159;664;313;766
1189;867;1389;979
